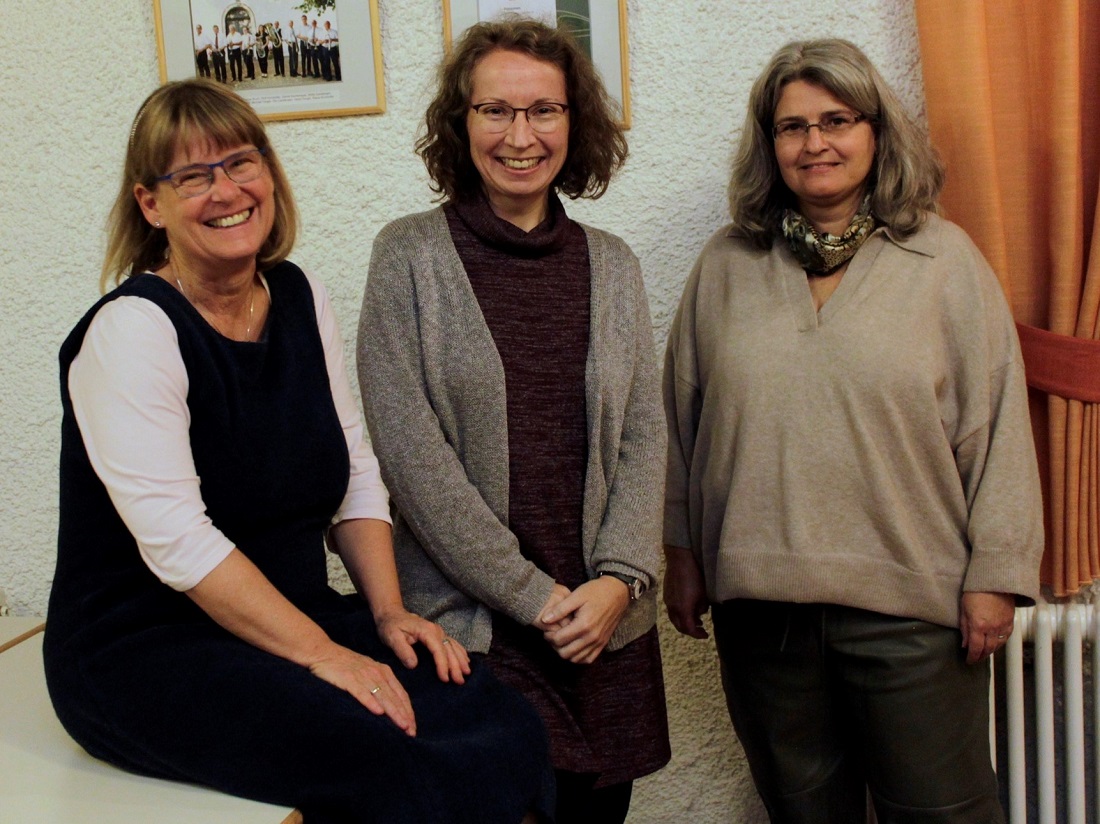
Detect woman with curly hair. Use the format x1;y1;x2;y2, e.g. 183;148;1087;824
359;17;670;823
663;39;1043;823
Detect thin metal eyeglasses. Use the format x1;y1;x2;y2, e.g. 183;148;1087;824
773;113;869;141
470;102;569;134
156;147;268;198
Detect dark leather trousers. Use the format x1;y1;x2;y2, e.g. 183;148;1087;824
712;600;1004;824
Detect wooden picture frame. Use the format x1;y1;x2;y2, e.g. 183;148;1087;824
154;0;385;121
442;0;631;128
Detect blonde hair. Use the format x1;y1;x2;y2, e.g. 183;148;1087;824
729;38;944;247
101;79;297;292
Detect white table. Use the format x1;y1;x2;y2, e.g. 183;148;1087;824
0;617;301;823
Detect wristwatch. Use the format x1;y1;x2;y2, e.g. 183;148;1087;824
599;571;646;601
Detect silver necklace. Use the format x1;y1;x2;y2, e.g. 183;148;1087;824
176;275;256;339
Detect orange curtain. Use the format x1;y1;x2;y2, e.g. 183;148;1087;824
914;0;1100;595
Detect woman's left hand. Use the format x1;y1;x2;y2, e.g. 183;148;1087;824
959;591;1015;664
541;577;631;664
376;609;472;684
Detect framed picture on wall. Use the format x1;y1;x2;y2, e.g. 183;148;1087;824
442;0;631;127
154;0;385;121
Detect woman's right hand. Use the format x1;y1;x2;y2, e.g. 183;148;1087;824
184;550;419;735
663;545;710;639
308;644;417;736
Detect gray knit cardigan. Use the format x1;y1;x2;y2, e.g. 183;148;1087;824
357;207;665;654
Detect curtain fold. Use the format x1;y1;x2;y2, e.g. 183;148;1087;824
915;0;1100;595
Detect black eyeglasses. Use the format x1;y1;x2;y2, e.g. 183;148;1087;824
156;148;268;198
773;113;869;141
470;102;569;134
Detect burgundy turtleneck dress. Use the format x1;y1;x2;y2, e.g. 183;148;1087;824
443;194;669;787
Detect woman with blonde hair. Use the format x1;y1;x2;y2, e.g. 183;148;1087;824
45;78;552;824
663;39;1042;823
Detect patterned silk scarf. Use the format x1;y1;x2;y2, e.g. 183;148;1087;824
781;195;876;276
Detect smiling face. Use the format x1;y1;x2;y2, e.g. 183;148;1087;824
466;49;569;230
135;141;275;279
773;79;876;228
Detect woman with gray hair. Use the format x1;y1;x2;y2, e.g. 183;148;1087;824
663;39;1043;823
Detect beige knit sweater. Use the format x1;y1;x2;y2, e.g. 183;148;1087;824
663;214;1043;629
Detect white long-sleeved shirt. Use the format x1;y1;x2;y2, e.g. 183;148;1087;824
69;272;390;592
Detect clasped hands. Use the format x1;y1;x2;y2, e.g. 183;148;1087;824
533;578;631;665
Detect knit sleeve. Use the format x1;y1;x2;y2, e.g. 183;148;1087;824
663;253;704;557
587;235;666;587
357;218;556;626
958;351;1043;603
945;230;1043;602
68;297;235;591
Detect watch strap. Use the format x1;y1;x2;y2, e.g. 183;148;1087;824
598;570;645;601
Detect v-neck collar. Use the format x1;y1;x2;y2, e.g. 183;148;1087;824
724;216;942;333
787;231;882;330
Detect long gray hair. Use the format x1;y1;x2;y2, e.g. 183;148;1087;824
729;38;944;247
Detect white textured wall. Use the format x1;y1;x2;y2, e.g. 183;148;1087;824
0;1;923;819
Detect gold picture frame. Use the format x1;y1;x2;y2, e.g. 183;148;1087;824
154;0;385;121
442;0;631;128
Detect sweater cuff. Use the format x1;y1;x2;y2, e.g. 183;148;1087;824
962;547;1041;606
663;501;692;550
508;571;558;626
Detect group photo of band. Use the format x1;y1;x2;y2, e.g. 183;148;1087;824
192;3;341;90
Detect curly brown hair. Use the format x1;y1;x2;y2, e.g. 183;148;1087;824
416;16;627;203
101;79;297;292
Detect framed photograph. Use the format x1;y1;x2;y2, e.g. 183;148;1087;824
442;0;631;127
154;0;385;121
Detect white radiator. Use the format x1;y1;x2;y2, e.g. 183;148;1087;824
1000;604;1098;824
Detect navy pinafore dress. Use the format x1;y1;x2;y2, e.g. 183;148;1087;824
45;265;553;824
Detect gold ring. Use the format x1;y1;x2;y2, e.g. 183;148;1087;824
370;686;382;695
442;638;451;646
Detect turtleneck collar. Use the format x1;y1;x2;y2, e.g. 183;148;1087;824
449;190;570;259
